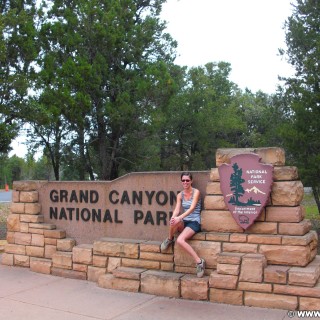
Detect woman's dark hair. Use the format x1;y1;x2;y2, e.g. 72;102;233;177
180;172;193;180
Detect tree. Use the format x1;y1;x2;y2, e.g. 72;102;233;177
0;154;25;187
160;62;247;170
237;89;286;148
31;0;177;180
0;0;38;153
0;118;17;154
229;163;245;205
114;61;183;174
279;0;320;212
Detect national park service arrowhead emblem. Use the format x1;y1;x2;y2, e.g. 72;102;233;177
218;153;273;230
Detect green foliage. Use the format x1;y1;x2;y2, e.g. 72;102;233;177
1;0;298;183
280;0;320;213
158;62;248;170
0;0;38;153
28;0;178;180
0;152;55;186
0;119;18;153
0;154;24;187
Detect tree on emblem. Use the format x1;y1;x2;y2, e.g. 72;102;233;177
229;163;245;205
228;162;262;206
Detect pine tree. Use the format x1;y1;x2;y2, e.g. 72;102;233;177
229;163;245;205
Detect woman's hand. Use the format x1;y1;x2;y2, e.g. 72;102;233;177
170;216;182;226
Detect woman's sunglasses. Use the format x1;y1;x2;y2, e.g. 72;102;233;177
181;179;191;182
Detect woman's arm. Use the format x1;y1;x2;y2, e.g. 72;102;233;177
169;192;182;226
171;192;182;218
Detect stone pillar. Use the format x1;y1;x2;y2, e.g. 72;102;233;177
2;181;47;267
204;147;320;310
202;147;315;268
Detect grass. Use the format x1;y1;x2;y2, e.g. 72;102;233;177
302;193;319;220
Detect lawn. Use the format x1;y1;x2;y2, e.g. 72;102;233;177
302;192;319;220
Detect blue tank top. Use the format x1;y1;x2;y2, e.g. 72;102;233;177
181;188;201;223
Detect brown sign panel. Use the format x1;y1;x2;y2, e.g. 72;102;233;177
38;171;209;244
218;153;273;230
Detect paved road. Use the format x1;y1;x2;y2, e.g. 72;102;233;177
0;191;12;203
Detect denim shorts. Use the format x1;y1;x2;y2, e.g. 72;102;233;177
183;220;201;233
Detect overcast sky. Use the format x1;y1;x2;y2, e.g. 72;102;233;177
160;0;295;93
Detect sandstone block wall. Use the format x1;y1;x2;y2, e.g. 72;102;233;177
2;147;320;311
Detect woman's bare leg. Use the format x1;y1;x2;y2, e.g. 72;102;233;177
168;221;184;240
176;227;201;264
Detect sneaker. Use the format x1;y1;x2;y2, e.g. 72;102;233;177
196;258;205;278
160;238;174;251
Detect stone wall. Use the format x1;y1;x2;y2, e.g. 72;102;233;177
2;147;320;311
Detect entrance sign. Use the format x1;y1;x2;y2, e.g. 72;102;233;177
219;153;273;230
38;171;209;243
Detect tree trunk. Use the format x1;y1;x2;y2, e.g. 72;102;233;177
96;107;109;180
159;129;166;170
78;128;86;180
107;130;120;180
85;146;95;181
312;186;320;214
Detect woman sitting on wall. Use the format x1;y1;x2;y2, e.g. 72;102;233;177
160;172;205;277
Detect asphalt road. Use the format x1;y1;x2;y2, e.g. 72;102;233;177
0;191;12;203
